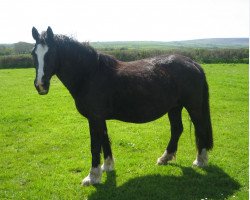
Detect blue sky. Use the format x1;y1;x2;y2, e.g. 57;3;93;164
0;0;249;43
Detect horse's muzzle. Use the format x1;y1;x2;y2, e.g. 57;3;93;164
35;80;50;95
38;89;48;95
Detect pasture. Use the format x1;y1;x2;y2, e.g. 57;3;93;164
0;64;248;199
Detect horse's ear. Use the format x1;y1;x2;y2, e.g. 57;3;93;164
32;27;40;42
46;26;54;44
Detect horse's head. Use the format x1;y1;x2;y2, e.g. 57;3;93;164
31;26;58;95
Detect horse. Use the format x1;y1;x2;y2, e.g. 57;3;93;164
31;27;213;186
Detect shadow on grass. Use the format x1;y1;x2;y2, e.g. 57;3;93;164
89;165;240;200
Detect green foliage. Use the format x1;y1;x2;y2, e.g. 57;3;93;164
0;46;13;56
0;64;248;199
100;48;249;63
14;42;33;54
0;42;34;69
0;54;33;69
0;42;33;56
92;40;249;64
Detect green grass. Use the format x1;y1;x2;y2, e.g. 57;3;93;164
0;64;248;200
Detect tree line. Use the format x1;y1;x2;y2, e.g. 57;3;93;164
101;48;249;64
0;45;248;69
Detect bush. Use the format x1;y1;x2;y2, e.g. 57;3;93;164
0;47;248;69
102;48;249;64
0;54;33;69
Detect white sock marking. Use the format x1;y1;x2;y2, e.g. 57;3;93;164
101;156;114;172
193;148;208;167
82;165;102;186
157;150;176;165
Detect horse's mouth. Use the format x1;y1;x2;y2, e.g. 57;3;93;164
35;82;50;95
38;90;48;95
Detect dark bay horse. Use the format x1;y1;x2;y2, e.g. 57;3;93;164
31;27;213;186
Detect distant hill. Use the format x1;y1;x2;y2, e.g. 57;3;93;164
91;38;249;50
13;42;34;54
166;38;249;48
0;42;33;56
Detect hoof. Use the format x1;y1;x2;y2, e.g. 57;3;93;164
193;148;208;167
193;159;207;167
81;166;102;186
101;156;114;172
82;175;99;186
157;151;176;165
157;157;168;165
81;174;101;186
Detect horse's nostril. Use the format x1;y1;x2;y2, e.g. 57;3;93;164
38;84;44;91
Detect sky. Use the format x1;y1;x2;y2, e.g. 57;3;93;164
0;0;249;43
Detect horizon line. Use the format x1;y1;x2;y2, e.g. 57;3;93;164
1;37;249;45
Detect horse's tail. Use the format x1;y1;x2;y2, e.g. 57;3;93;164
202;77;213;150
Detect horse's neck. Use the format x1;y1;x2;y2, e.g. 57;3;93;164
55;47;97;97
56;65;80;97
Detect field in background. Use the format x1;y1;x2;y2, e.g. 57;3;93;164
0;64;248;199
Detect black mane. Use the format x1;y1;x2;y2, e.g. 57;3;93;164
98;53;118;70
55;34;97;57
41;32;118;72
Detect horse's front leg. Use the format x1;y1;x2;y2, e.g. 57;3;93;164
82;119;104;186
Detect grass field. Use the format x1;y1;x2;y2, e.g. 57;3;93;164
0;64;248;200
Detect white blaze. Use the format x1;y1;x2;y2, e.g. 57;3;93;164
35;44;49;86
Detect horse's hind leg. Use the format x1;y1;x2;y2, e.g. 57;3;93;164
187;107;208;167
101;122;114;172
157;106;183;165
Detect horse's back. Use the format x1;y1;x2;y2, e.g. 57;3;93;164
115;54;205;97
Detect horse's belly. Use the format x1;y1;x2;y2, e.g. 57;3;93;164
110;72;179;123
112;110;167;123
110;98;175;123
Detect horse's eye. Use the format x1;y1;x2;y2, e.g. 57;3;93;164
31;47;36;56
